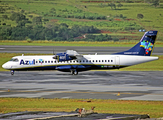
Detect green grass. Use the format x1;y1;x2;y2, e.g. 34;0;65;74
1;0;163;36
57;20;141;30
86;3;163;31
1;40;163;47
0;98;163;118
0;53;163;71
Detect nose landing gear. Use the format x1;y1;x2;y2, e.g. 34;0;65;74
10;70;14;75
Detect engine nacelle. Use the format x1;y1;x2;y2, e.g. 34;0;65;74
53;52;73;62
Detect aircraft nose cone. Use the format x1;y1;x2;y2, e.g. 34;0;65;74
2;63;7;69
2;63;10;69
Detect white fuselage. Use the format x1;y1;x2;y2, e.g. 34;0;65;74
2;54;158;71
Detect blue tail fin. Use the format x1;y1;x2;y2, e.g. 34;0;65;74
114;30;158;56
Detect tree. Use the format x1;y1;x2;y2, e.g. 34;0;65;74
71;25;81;37
152;0;159;8
2;15;8;19
10;12;27;23
108;3;116;10
0;26;12;40
59;23;68;28
117;3;123;9
32;16;42;25
57;27;72;40
137;14;144;22
32;25;45;40
10;26;31;40
0;7;5;13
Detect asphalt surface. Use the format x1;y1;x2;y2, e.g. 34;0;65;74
0;111;150;120
0;71;163;101
0;45;163;55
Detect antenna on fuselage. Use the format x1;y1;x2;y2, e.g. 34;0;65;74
53;48;55;55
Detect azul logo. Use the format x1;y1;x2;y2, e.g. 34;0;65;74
39;59;44;64
140;40;153;54
20;59;35;65
39;59;44;63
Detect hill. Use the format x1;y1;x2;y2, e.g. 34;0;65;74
0;0;163;41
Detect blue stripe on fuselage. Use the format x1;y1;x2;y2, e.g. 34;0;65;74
12;64;125;71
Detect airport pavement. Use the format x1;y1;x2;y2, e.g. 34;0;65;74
0;71;163;101
0;45;163;55
0;111;150;120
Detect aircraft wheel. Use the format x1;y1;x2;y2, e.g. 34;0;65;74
74;70;78;75
71;70;74;75
11;70;14;75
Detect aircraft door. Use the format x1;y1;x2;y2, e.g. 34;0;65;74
115;56;120;68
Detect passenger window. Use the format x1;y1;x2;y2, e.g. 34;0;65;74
73;61;75;63
102;60;104;62
45;61;47;63
48;61;50;63
111;60;113;62
108;60;110;62
51;61;53;63
93;60;94;62
105;60;107;62
96;60;98;62
36;61;38;63
89;60;91;62
99;60;100;62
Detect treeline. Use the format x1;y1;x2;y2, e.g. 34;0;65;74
0;24;119;41
0;12;120;41
0;23;100;41
86;34;119;41
0;12;97;40
45;7;107;20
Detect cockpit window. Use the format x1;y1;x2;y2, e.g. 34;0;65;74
10;58;19;62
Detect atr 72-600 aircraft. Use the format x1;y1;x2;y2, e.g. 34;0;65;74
2;30;158;75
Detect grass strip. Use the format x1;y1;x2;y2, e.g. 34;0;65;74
1;40;163;47
0;53;163;71
0;98;163;118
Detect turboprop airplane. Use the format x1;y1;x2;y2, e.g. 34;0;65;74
2;30;158;75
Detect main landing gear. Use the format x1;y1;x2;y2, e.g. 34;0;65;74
70;69;78;75
10;70;14;75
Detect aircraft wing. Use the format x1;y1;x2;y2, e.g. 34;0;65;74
66;50;83;59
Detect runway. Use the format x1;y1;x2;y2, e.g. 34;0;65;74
0;71;163;101
0;45;163;55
